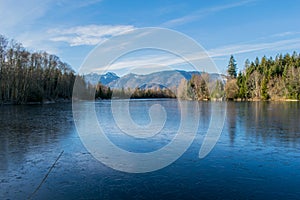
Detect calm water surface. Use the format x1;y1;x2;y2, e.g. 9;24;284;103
0;100;300;199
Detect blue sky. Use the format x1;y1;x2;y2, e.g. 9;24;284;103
0;0;300;75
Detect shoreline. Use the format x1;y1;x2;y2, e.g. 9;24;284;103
233;98;299;102
0;99;72;106
2;98;299;106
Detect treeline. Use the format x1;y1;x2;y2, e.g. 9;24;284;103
94;84;176;99
226;52;300;100
0;34;85;104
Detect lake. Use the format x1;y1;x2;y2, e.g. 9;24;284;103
0;100;300;199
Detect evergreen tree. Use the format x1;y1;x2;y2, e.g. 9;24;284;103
261;77;269;100
227;55;237;78
237;72;247;99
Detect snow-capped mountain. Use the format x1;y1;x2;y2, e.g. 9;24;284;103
83;72;120;85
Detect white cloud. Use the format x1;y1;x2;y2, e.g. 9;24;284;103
16;31;60;54
162;0;256;27
48;25;136;46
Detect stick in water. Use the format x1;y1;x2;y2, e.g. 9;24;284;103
28;150;64;199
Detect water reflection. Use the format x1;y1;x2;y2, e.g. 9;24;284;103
226;102;237;145
0;104;74;170
226;102;300;147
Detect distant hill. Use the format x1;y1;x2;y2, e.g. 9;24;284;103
83;70;225;89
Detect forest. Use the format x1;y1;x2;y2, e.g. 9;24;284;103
177;52;300;101
233;53;300;100
0;34;83;104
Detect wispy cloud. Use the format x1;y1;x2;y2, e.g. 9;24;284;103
89;37;300;74
16;31;60;54
270;31;300;38
0;0;51;32
156;3;186;16
90;51;216;75
208;38;300;58
162;0;256;27
0;0;107;52
55;0;102;9
0;0;58;53
75;0;102;8
48;25;135;46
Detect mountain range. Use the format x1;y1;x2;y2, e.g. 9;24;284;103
83;70;224;89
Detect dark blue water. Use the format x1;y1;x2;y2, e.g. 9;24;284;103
0;100;299;199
